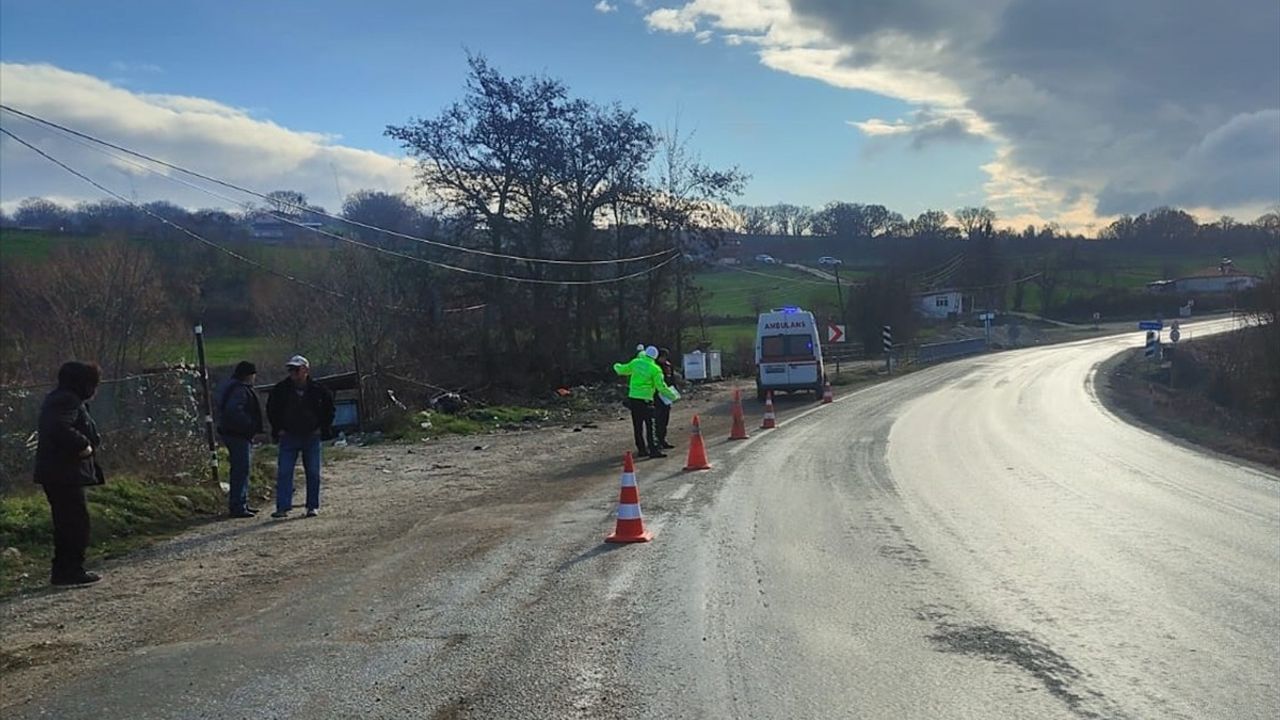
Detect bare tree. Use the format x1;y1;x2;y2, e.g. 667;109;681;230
768;203;813;236
954;206;996;241
5;239;179;378
735;205;773;234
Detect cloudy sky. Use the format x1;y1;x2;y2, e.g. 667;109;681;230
1;0;1276;232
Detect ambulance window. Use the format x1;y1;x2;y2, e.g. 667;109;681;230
786;336;814;357
761;335;786;358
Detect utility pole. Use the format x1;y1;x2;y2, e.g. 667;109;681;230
833;261;847;329
674;239;685;360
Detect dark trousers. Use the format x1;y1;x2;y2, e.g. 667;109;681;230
654;395;672;444
42;483;90;579
222;435;251;513
628;399;656;454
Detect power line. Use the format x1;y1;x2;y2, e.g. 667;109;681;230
0;103;677;267
1;122;679;287
0;125;450;316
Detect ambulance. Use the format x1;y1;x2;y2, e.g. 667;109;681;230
754;307;825;401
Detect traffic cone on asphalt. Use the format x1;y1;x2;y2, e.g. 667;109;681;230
729;389;750;440
822;379;834;404
606;452;653;543
684;415;712;471
761;391;777;429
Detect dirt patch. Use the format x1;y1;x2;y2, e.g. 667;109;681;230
0;381;754;710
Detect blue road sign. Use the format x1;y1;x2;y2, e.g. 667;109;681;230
1138;320;1163;331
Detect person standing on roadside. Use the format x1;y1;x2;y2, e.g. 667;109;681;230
266;355;334;519
653;347;678;450
613;345;679;459
215;361;264;518
34;361;105;586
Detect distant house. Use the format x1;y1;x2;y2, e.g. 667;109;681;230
1146;259;1261;294
247;213;326;242
915;289;963;319
248;214;287;240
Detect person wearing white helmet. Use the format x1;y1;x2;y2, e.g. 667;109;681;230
613;345;678;459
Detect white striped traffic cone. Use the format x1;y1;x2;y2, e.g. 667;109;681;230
606;452;653;543
761;391;777;429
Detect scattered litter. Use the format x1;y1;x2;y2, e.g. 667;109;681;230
472;445;485;451
556;387;572;397
431;392;465;414
386;389;407;411
333;432;348;448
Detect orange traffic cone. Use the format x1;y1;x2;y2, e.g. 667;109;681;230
822;379;834;404
729;389;750;440
761;391;777;429
683;415;712;471
606;452;652;543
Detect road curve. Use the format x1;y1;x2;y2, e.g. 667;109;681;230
6;320;1275;719
627;318;1279;719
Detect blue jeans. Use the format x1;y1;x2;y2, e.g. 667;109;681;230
222;435;252;513
276;432;322;513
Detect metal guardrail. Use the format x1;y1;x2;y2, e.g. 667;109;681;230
916;337;987;364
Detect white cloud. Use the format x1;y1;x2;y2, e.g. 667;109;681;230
594;1;618;13
848;118;912;136
0;63;415;214
643;0;1280;230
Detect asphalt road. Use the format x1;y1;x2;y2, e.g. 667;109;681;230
10;318;1277;719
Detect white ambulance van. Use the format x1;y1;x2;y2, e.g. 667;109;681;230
754;307;825;401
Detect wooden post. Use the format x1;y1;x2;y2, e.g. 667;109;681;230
194;324;219;485
352;344;367;432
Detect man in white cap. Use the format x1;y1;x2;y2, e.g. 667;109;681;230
265;355;335;518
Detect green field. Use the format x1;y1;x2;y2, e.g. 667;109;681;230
694;266;846;318
0;228;98;262
161;335;279;368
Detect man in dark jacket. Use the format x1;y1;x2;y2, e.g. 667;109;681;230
215;360;264;518
34;361;105;586
653;348;678;450
265;355;335;519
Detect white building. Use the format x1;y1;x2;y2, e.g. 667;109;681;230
1146;260;1261;294
916;289;963;319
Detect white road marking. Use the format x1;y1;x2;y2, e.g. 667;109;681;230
669;483;694;501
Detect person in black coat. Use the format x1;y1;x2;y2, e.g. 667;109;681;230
653;348;678;450
265;355;335;519
215;361;265;518
34;361;105;586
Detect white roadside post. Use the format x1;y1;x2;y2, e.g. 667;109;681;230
882;325;893;374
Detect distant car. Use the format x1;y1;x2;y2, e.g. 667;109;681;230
754;254;778;265
817;256;842;266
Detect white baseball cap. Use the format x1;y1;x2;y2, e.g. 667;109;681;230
644;346;659;358
286;354;310;368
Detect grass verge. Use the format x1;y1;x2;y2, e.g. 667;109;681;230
1097;346;1280;471
0;442;351;598
0;478;223;597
